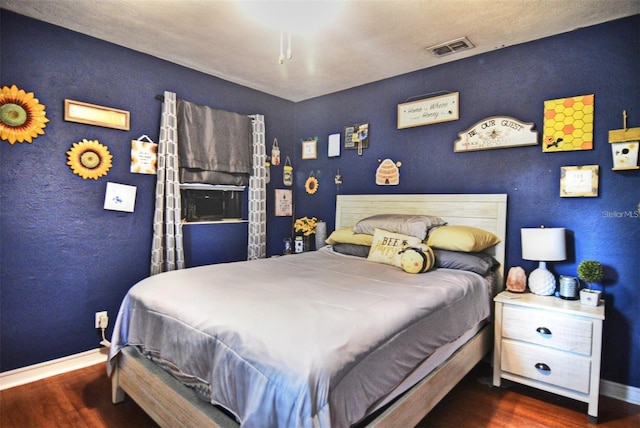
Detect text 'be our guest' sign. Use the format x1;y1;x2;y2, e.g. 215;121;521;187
454;116;538;152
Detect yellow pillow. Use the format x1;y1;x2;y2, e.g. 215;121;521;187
426;225;500;252
367;228;422;267
325;227;374;246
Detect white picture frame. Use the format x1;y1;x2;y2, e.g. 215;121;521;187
104;182;137;212
328;133;340;157
302;138;317;160
560;165;599;197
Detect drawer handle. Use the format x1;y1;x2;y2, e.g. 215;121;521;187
535;362;551;373
536;326;552;336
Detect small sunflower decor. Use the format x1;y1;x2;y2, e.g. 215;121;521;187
0;85;49;144
67;139;113;180
305;173;319;195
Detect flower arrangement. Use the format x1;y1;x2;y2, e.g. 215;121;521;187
294;216;317;236
577;260;604;290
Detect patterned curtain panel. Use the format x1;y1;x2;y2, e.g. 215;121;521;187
248;114;266;260
150;91;185;275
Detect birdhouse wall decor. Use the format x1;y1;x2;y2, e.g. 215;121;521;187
608;110;640;171
376;158;402;185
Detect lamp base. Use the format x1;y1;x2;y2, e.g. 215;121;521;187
528;266;556;296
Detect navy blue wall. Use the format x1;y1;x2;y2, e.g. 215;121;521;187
0;10;294;371
290;17;640;389
1;10;639;390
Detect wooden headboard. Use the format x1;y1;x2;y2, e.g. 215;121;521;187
335;194;508;286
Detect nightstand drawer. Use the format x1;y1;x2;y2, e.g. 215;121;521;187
502;305;593;355
501;339;591;394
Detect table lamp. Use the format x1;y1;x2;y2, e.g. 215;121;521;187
521;226;566;295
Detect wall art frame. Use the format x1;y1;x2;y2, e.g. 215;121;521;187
131;135;158;174
104;182;137;213
64;99;130;131
543;94;594;152
302;138;317;160
560;165;599;197
328;133;341;158
275;189;293;217
344;122;369;155
397;92;459;129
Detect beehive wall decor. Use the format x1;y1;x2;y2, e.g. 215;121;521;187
376;158;401;185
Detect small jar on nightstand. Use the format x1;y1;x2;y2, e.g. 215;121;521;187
492;291;605;422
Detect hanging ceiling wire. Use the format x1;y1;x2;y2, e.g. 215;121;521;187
279;29;292;64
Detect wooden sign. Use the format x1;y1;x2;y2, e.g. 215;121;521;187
454;116;538;152
397;92;459;129
64;99;130;130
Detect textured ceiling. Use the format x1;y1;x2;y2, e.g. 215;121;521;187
3;0;639;102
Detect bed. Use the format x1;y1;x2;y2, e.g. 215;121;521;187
108;193;507;427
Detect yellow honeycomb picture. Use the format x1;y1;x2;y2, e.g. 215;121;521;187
543;94;594;152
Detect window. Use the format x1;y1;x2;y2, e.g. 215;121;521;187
180;184;244;222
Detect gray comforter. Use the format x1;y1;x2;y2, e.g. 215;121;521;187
108;247;491;427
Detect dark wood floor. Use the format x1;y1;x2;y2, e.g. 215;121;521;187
1;361;639;427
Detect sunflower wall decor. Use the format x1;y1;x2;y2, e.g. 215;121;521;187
67;139;113;180
305;171;319;194
0;85;49;144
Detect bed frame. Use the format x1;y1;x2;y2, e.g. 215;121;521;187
112;193;507;427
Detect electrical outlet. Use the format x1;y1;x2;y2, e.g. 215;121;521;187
95;311;108;329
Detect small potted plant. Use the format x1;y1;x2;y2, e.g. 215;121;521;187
577;260;604;306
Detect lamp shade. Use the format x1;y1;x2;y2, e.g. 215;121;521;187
521;227;566;261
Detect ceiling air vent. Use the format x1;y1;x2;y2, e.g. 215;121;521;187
427;37;475;57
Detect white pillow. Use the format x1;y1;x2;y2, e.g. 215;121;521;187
367;228;422;268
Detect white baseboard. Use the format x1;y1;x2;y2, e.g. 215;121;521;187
0;347;108;391
2;349;639;407
601;379;640;405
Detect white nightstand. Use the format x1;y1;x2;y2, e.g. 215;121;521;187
493;291;605;422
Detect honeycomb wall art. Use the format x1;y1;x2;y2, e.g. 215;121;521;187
543;94;594;152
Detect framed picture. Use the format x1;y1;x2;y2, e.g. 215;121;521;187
103;182;137;212
560;165;599;197
344;123;369;151
64;99;130;131
302;138;317;160
275;189;293;216
328;133;341;157
130;139;158;174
